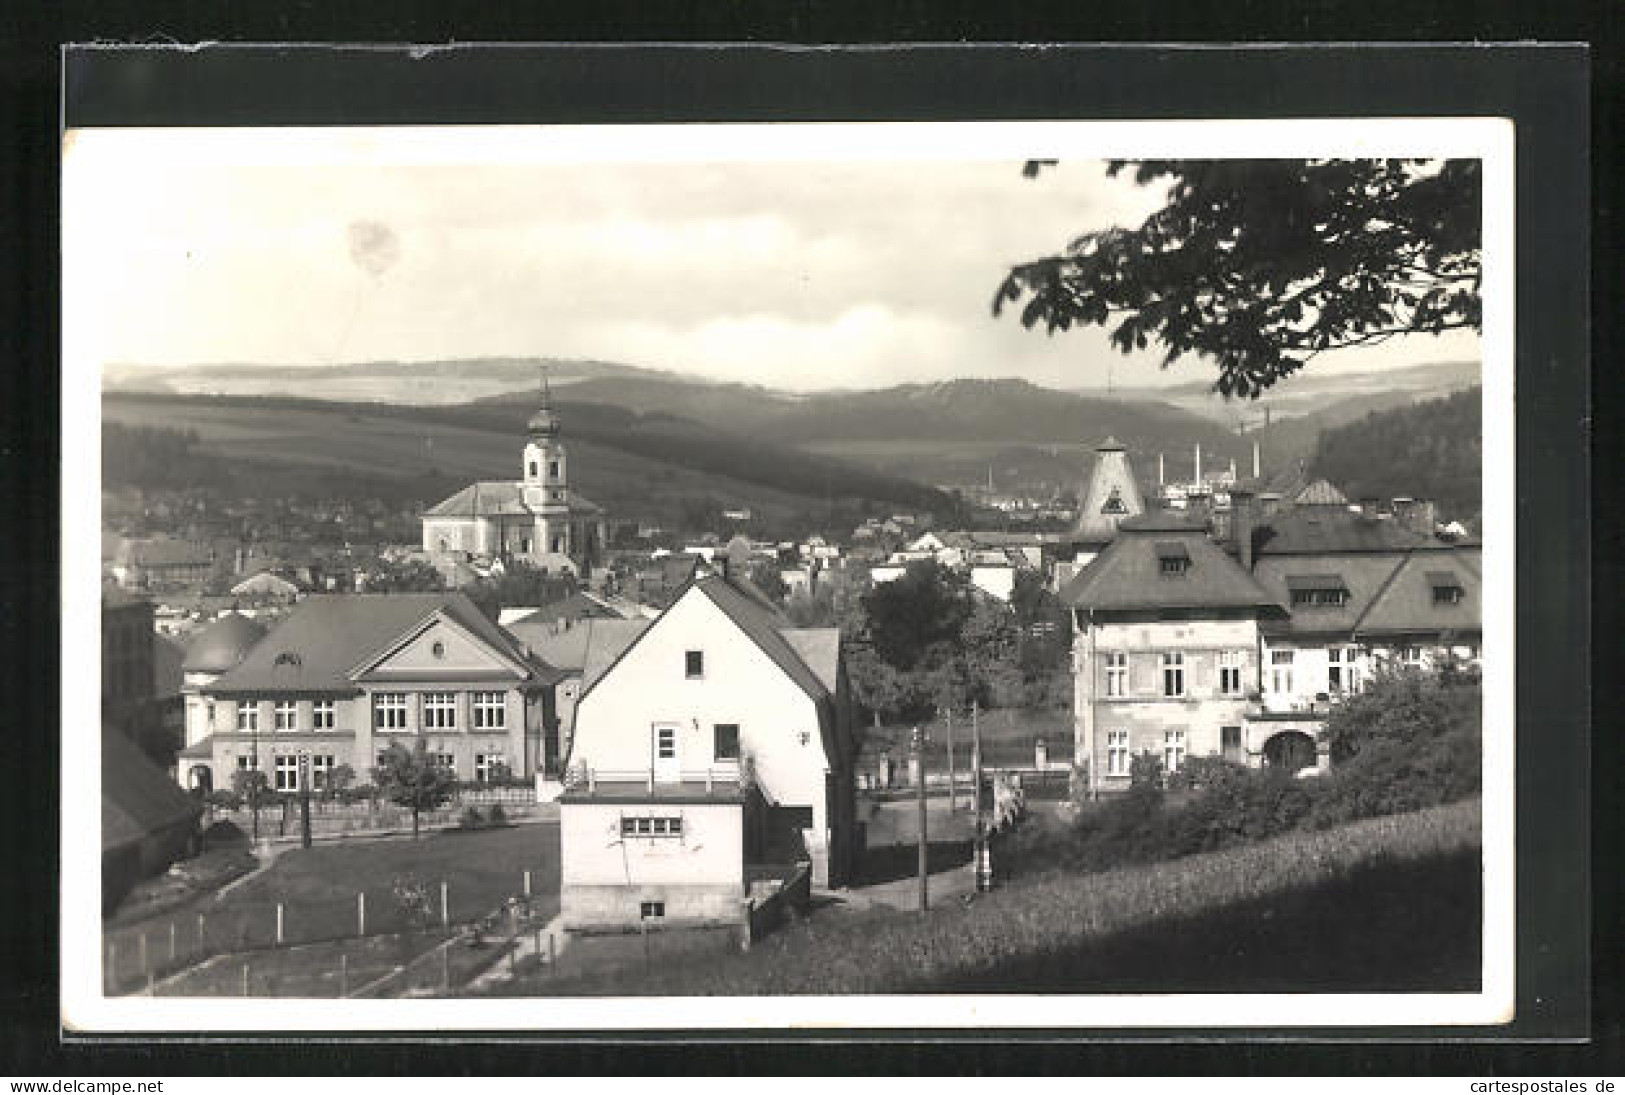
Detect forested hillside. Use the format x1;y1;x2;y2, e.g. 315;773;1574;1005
1309;387;1481;521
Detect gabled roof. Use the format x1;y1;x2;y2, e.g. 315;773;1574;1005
1293;478;1350;506
508;591;625;628
507;616;600;673
1254;508;1431;555
231;571;301;597
208;593;560;694
103;728;201;853
423;480;603;519
1354;549;1482;638
780;629;841;695
1061;521;1284;614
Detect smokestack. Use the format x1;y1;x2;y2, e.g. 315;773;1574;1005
1228;458;1237;480
1158;453;1165;486
1231;484;1257;571
1194;443;1202;485
1252;440;1261;479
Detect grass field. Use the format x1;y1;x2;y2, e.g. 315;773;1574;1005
105;822;559;993
486;799;1481;996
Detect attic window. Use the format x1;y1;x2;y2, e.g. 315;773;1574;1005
1155;541;1191;577
1101;488;1128;515
1428;572;1464;605
1287;575;1350;608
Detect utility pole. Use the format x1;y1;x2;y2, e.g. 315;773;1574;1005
945;705;956;812
299;751;312;849
913;725;928;914
973;699;991;892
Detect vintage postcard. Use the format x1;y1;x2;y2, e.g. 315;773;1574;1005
63;115;1516;1032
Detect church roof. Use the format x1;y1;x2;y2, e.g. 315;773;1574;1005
423;480;604;519
1070;438;1145;544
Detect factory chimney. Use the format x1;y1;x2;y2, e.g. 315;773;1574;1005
1158;453;1165;486
1252;440;1261;479
1194;443;1202;485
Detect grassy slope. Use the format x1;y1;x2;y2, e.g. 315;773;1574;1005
491;798;1481;996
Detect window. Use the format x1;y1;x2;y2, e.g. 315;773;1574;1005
655;726;677;761
373;692;408;731
1221;725;1242;759
528;461;539;478
713;723;740;762
1163;729;1186;774
274;755;299;792
310;754;335;789
237;754;259;771
1106;730;1130;776
622;817;683;839
430;752;457;773
548;460;560;479
1155;541;1191;577
236;702;259;732
205;700;217;729
1327;647;1352;693
475;753;506;783
640;900;666;919
1399;645;1425;668
1218;651;1244;696
1269;650;1295;694
685;650;705;679
274;700;298;732
1432;584;1463;605
423;692;458;730
472;692;506;730
1100;488;1128;515
1161;652;1185;697
1103;652;1127;697
311;700;335;730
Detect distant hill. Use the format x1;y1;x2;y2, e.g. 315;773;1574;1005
1308;387;1482;522
101;391;960;536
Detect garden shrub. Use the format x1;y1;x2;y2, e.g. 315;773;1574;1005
459;806;486;830
488;803;507;826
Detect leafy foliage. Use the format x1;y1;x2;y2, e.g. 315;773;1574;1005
1310;386;1482;521
995;160;1482;396
362;558;445;593
748;561;791;605
373;741;459;839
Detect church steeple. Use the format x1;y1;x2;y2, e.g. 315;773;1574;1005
527;364;561;440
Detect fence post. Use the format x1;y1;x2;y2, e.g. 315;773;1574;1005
442;941;450;992
140;933;149;977
169;923;177;963
339;953;348;998
523;870;532;898
548;933;556;974
107;941;117;993
276;903;285;946
357;892;366;937
147;971;155;996
198;913;206;954
241;962;249;997
441;881;449;928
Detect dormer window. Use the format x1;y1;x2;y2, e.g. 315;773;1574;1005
1155;541;1190;577
1287;575;1350;608
1428;571;1464;605
1101;487;1128;515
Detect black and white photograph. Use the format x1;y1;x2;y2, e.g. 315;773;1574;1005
62;110;1521;1032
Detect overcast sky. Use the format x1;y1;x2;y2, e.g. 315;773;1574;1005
68;130;1481;393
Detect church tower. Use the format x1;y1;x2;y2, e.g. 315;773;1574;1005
1070;436;1145;546
522;370;571;558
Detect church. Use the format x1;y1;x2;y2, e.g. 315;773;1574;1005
421;380;608;575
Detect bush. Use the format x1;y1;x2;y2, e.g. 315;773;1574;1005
488;804;507;826
459;806;486;830
201;818;249;846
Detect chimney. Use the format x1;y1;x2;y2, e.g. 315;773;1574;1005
1252;440;1261;479
1231;484;1257;571
1393;497;1437;539
1194;443;1202;485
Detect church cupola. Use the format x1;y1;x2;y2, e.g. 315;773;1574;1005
523;368;569;510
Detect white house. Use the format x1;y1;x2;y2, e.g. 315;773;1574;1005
558;571;858;931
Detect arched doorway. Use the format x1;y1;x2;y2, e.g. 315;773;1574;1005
188;765;213;793
1263;731;1317;774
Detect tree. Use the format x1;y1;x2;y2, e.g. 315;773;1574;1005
364;558;445;593
860;560;973;672
230;767;274;839
994;159;1482;397
748;561;790;605
373;741;458;839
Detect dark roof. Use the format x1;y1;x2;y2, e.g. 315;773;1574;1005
1254;508;1431;555
182;613;268;673
578;619;654;692
1061;525;1284;614
1251;553;1409;639
153;634;187;699
103;729;201;853
1354;549;1482;638
208;593;560;694
509;592;623;627
423;480;602;519
122;539;215;569
1120;511;1207;533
